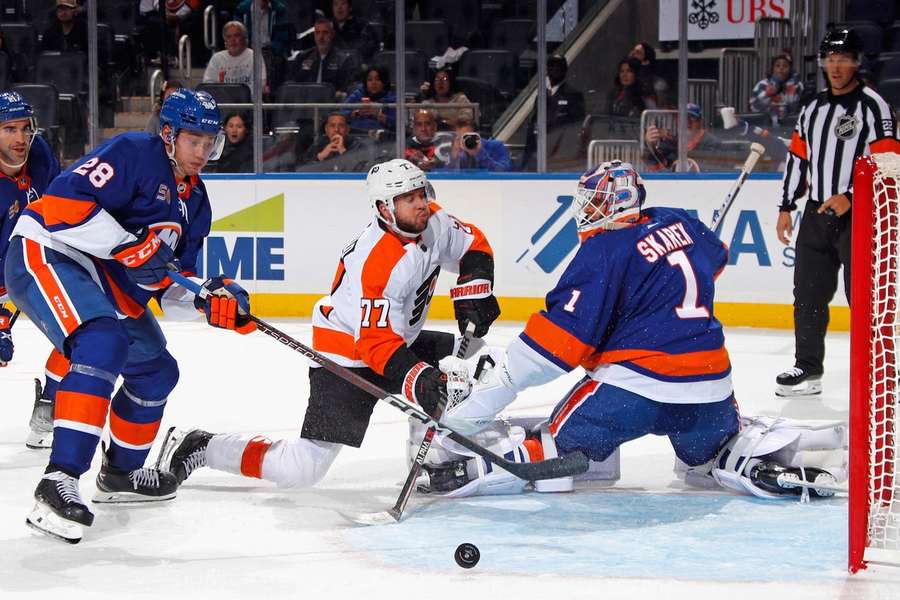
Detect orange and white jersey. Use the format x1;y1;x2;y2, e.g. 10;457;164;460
312;203;491;374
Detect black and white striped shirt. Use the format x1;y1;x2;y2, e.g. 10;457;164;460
781;82;900;210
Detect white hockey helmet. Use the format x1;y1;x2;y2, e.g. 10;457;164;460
366;158;434;237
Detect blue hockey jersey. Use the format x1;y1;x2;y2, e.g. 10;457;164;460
518;207;733;404
0;135;59;300
12;132;211;316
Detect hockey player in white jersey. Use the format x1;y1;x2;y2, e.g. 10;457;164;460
157;158;501;489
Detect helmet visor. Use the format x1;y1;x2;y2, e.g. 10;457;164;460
181;129;226;161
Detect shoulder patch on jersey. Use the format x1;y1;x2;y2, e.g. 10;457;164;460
155;184;171;204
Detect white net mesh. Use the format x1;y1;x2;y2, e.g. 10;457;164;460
867;153;900;558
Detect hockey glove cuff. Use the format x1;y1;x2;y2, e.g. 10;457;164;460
194;276;256;334
451;279;500;338
0;307;14;366
112;228;178;290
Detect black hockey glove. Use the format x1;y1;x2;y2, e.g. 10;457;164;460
402;362;447;416
452;251;500;337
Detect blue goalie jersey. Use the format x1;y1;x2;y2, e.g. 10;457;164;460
520;207;733;404
12;132;211;316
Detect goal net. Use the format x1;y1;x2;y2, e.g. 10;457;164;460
850;152;900;572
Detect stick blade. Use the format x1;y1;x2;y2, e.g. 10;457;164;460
339;509;402;527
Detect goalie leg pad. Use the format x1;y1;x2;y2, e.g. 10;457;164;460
419;421;531;498
709;416;847;498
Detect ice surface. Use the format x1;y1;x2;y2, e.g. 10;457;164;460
1;319;898;599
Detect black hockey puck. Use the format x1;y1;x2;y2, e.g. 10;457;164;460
454;543;480;569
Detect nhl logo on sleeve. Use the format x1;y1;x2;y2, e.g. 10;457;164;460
834;114;858;140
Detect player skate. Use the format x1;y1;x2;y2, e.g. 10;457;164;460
93;446;178;503
154;427;212;485
26;470;94;544
775;366;823;397
25;378;53;449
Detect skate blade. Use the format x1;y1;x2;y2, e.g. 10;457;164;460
92;490;176;504
25;430;53;450
777;473;840;497
153;426;182;472
26;503;83;544
775;382;822;397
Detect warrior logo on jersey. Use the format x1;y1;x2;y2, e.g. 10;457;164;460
409;266;440;326
156;183;171;204
835;114;858;140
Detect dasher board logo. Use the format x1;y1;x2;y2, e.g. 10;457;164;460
835;114;858;140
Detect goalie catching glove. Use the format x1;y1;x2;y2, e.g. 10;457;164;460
193;276;256;334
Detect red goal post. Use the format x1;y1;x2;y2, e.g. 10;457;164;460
850;152;900;573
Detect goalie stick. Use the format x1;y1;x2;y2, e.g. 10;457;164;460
351;322;477;526
710;142;766;235
167;270;589;483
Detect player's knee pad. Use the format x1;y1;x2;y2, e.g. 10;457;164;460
68;317;129;376
264;438;342;489
121;350;179;403
699;416;847;498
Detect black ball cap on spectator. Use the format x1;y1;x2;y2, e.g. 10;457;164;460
819;27;862;60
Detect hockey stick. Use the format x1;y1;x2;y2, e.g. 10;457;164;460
353;322;478;525
168;271;589;482
709;142;766;235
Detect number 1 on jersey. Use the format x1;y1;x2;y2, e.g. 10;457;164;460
666;250;710;319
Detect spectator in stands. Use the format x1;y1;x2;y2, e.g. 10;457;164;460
521;54;585;170
40;0;88;53
607;58;654;118
331;0;378;61
139;1;204;65
642;103;728;172
405;109;446;171
445;118;512;172
750;54;803;124
343;65;396;133
212;112;254;173
203;21;268;95
235;0;290;57
144;79;184;133
416;68;473;130
629;42;671;108
292;17;354;99
302;112;364;167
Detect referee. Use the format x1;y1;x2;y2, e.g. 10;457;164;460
776;27;900;397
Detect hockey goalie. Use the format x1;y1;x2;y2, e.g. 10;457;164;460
412;161;847;500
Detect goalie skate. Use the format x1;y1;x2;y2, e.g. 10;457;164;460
25;471;94;544
25;379;53;449
749;462;837;498
775;367;822;397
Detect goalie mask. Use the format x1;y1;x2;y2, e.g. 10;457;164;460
366;158;436;237
574;160;646;234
